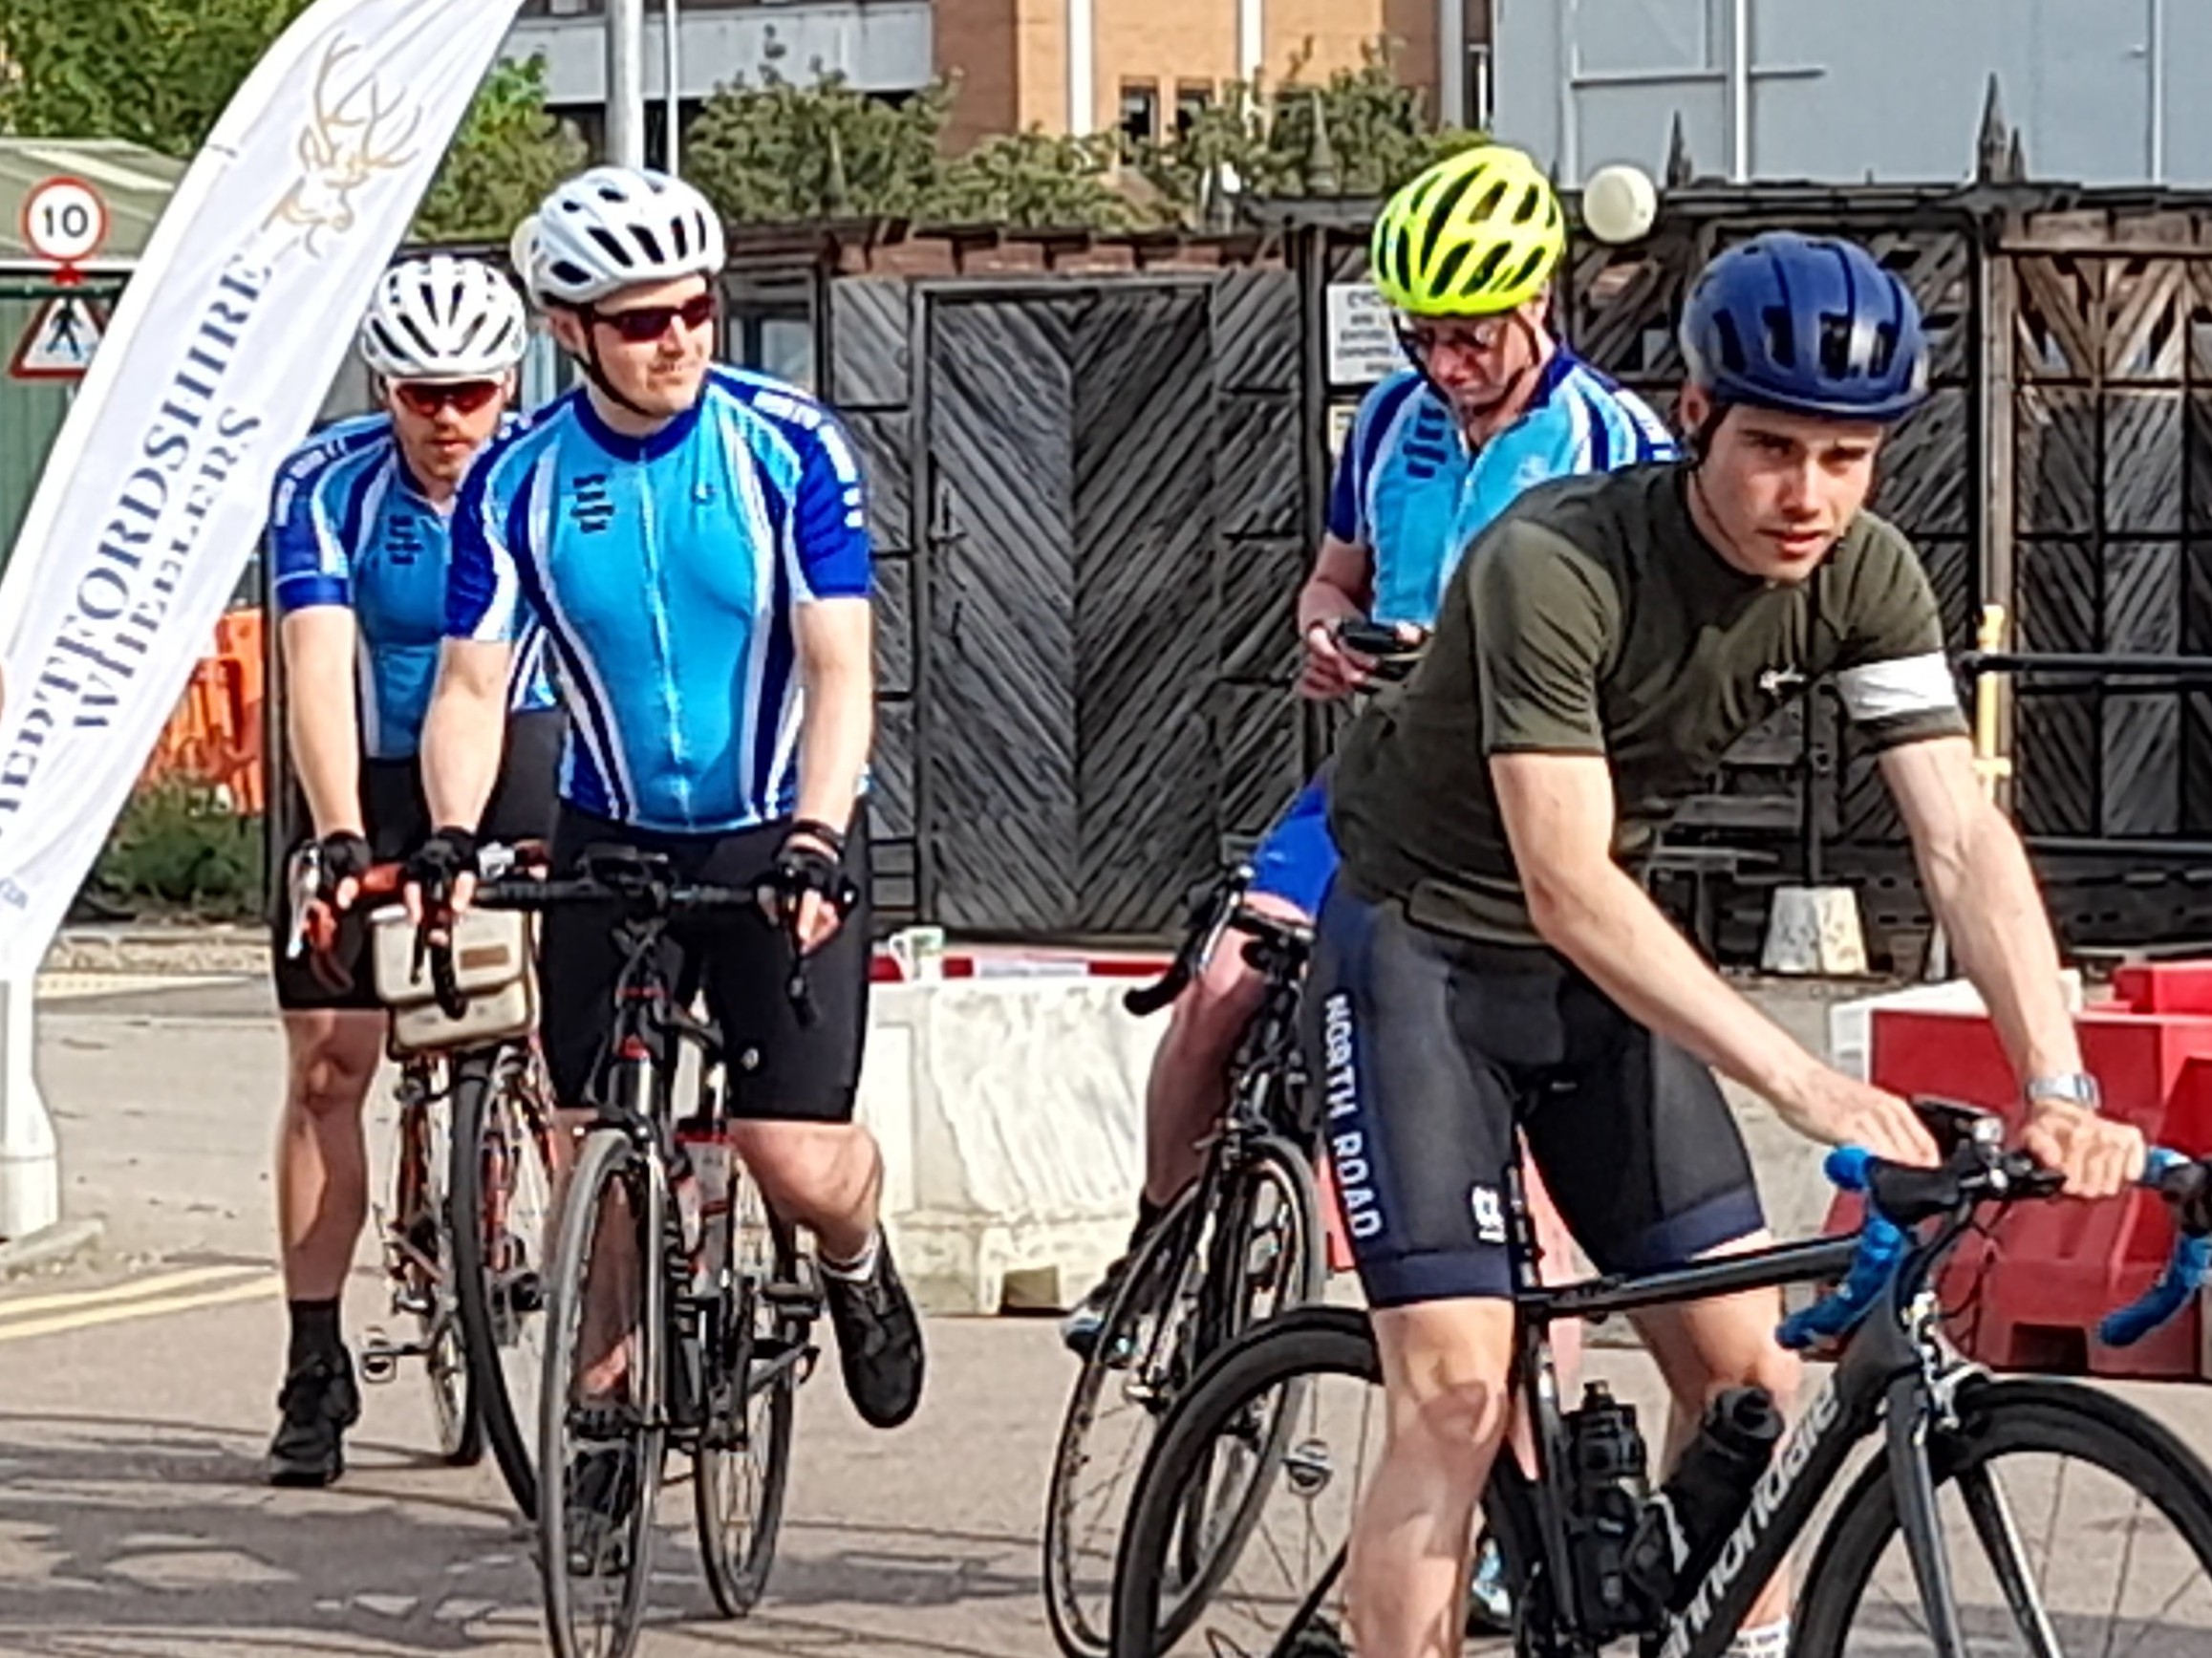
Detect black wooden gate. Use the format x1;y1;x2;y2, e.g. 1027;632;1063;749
828;263;1311;938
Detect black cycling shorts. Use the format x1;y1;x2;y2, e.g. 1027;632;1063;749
538;804;872;1124
1302;880;1765;1307
269;709;566;1013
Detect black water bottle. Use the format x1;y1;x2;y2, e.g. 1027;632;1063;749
1564;1382;1650;1630
1652;1386;1784;1604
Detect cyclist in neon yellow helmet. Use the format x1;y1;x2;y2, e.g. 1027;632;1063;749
1067;140;1671;1632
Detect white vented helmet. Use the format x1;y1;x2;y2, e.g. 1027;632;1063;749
507;213;543;304
529;165;725;307
359;255;528;380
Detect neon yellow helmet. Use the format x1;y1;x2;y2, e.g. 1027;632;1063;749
1369;144;1566;317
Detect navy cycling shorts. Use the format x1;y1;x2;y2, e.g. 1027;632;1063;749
1302;880;1766;1306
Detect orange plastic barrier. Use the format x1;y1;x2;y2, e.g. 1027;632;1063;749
140;607;266;814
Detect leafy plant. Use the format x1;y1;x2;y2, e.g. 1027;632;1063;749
88;780;265;919
413;55;589;243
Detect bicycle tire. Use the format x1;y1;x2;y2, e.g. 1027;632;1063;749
449;1043;556;1516
1107;1303;1539;1658
695;1171;804;1617
1157;1133;1330;1638
1044;1132;1326;1658
539;1126;666;1658
397;1070;482;1467
1793;1376;2212;1657
1044;1184;1204;1658
1110;1306;1376;1658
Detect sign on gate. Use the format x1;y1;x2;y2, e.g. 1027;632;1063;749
1324;282;1408;385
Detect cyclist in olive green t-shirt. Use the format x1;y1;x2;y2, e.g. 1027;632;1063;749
1309;231;2148;1658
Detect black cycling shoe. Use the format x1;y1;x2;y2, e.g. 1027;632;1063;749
821;1236;925;1430
266;1350;362;1488
562;1444;639;1578
1059;1256;1130;1361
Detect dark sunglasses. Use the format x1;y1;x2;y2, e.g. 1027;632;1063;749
392;378;504;417
590;291;718;343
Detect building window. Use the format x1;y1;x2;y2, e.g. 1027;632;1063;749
1119;81;1159;152
1175;82;1212;139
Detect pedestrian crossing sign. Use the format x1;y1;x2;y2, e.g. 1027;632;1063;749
10;292;106;381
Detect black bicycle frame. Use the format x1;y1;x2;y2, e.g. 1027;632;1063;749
1503;1160;1958;1658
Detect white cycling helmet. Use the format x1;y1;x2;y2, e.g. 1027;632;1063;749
358;255;528;380
529;165;725;307
507;214;543;304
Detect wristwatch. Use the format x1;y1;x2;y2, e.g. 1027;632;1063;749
2025;1072;2102;1112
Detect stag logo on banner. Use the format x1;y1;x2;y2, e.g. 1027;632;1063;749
267;38;425;255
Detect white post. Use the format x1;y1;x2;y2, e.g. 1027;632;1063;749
1065;0;1094;133
608;0;648;167
0;979;57;1241
1438;0;1466;128
1238;0;1264;85
1729;0;1750;183
663;0;682;174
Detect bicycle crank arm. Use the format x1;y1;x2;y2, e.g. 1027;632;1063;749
746;1340;818;1396
358;1328;437;1382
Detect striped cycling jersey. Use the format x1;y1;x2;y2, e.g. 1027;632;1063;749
446;368;871;834
1328;352;1678;627
268;414;555;760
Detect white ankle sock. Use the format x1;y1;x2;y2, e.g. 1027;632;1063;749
1727;1620;1790;1658
821;1230;881;1282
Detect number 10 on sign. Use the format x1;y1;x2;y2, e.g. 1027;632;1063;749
21;178;109;270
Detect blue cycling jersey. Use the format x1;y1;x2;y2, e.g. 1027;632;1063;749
446;367;872;835
268;415;556;762
1250;351;1677;916
1327;353;1678;627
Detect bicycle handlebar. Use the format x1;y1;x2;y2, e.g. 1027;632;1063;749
1125;869;1251;1017
1779;1110;2212;1351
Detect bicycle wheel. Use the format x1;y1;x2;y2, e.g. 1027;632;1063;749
396;1069;482;1467
1048;1134;1325;1658
1159;1134;1329;1630
539;1126;666;1658
450;1043;558;1516
1794;1375;2212;1657
694;1165;805;1617
1108;1303;1535;1658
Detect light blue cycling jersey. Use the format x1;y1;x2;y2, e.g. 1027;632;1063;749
1251;350;1677;915
268;415;556;761
1328;352;1678;627
446;367;872;836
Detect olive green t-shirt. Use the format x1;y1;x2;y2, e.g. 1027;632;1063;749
1327;462;1970;944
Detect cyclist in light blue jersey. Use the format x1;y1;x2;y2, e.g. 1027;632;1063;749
262;256;561;1487
1065;141;1674;1628
414;168;922;1460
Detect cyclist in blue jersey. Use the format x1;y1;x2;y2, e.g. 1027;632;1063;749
1069;142;1672;1325
414;167;922;1450
263;256;560;1486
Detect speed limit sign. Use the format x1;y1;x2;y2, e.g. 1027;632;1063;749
21;177;109;270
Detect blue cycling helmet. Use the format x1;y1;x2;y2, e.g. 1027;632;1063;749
1680;232;1929;422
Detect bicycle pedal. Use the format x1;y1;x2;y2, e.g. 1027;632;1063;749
358;1329;427;1382
390;1286;435;1320
505;1269;544;1317
762;1279;821;1315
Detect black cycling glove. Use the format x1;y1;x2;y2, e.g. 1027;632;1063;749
311;830;374;901
405;826;481;906
762;831;859;925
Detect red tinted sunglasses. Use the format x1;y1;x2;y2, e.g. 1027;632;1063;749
392;378;504;417
590;291;718;343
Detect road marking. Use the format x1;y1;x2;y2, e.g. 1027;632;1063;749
33;972;252;1002
0;1262;263;1320
0;1270;279;1343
